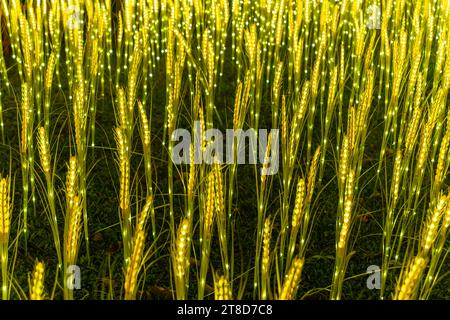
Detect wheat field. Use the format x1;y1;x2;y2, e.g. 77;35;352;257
0;0;449;300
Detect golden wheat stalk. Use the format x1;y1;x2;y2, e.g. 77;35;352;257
124;230;145;300
279;257;304;300
292;178;306;230
288;177;305;265
172;216;190;299
38;126;62;267
306;146;320;205
137;101;150;147
115;127;130;213
214;162;229;277
65;195;82;266
214;275;232;300
0;174;11;300
421;194;447;253
394;256;427;300
66;156;77;210
0;176;11;243
338;170;355;251
433;130;450;194
261;216;272;299
38;127;51;175
30;261;45;300
198;171;216;299
174;218;190;279
136;196;153;235
204;171;215;234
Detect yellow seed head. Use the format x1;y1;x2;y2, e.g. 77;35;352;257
118;88;128;130
214;275;232;300
19;14;33;82
273;62;283;99
445;202;450;229
292;178;306;228
233;82;243;130
422;194;447;252
73;84;86;151
311;57;322;97
327;66;338;110
0;176;11;243
261;134;273;183
174;218;190;278
21;82;31;154
66;157;77;210
138;101;150;147
115;127;130;212
38;127;51;175
339;135;350;184
395;256;427;300
30;261;45;300
65;195;82;265
279;257;304;300
214;163;225;218
391;150;402;205
136;196;153;234
44;50;57;94
124;230;145;300
127;45;142;114
262;217;272;274
338;170;355;250
434;131;450;191
405;105;422;154
306;146;321;204
204;171;215;232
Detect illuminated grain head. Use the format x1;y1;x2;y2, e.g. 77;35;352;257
0;176;11;243
290;80;309;161
137;101;150;147
262;217;272;275
214;275;232;300
124;230;145;300
338;170;355;251
66;157;77;210
306;146;321;204
44;50;57;93
279;257;305;300
30;261;45;300
136;196;153;234
422;194;447;252
214;163;225;218
21;82;31;154
38;127;51;175
391;150;402;205
261;134;273;184
445;202;450;229
115;127;130;212
434;131;450;191
339;135;350;184
405;105;422;155
65;195;82;265
273;61;283;99
204;171;215;233
395;256;427;300
117;88;128;130
174;218;190;278
292;178;306;228
232;82;243;130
